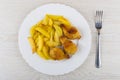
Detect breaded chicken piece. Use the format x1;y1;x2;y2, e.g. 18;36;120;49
61;25;81;39
49;47;69;60
60;36;77;54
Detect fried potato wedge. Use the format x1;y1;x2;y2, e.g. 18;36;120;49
46;28;61;47
30;25;36;37
47;14;63;20
54;24;63;42
58;18;71;26
28;37;36;53
54;21;61;26
42;16;49;25
37;35;44;51
35;27;50;38
47;14;71;26
42;45;53;59
54;24;63;36
36;50;48;60
46;41;60;47
48;18;53;27
54;31;59;42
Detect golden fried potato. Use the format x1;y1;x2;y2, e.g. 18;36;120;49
46;41;60;47
42;15;49;25
58;18;71;26
47;14;71;26
53;24;63;42
54;21;61;26
60;36;77;54
35;27;50;38
46;26;53;33
43;37;49;42
49;28;54;41
61;25;81;39
48;18;53;27
42;45;53;60
37;35;44;51
36;49;48;60
54;24;63;36
46;29;61;47
49;48;66;60
54;31;59;42
28;37;36;53
47;14;63;20
33;31;39;41
30;25;36;37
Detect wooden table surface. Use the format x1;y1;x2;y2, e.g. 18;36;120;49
0;0;120;80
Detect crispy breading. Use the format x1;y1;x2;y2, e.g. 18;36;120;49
49;47;68;60
60;36;77;54
61;25;81;39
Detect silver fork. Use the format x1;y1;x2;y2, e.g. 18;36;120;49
95;10;103;68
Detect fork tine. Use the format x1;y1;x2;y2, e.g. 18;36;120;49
95;11;99;23
96;10;103;24
99;10;103;24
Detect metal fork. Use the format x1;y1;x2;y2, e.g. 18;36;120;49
95;10;103;68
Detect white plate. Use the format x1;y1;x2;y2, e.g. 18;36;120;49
18;3;92;75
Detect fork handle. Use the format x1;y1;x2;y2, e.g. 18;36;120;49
95;32;101;68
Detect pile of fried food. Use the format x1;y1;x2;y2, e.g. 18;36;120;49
28;14;81;60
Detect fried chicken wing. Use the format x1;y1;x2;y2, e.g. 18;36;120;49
61;25;81;39
60;36;77;54
49;47;69;60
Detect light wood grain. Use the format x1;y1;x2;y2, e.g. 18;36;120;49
0;0;120;80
